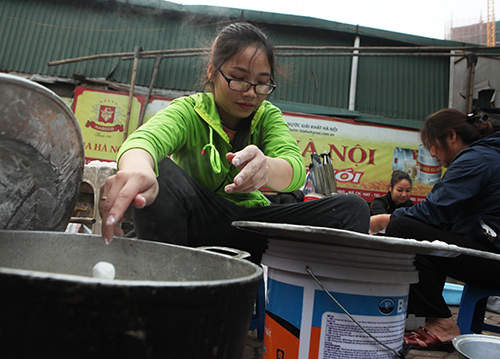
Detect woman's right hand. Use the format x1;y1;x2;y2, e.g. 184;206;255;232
99;149;158;244
369;214;391;235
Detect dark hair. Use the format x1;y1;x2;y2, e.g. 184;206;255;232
390;170;412;189
204;21;277;90
204;22;277;151
420;108;494;150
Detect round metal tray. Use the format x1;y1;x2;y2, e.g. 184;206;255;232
0;74;84;231
233;221;500;261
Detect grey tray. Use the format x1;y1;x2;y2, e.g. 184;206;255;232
233;221;500;261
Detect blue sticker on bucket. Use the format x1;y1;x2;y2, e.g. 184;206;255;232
312;290;408;327
267;277;304;329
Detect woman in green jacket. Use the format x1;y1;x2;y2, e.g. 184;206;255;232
99;21;369;262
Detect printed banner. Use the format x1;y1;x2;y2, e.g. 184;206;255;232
72;87;145;164
284;113;440;202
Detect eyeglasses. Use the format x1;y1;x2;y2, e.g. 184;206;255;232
219;69;276;95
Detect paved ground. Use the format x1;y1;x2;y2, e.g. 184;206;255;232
243;305;500;359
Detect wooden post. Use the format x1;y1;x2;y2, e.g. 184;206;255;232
466;53;478;114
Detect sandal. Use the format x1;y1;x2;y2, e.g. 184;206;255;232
404;326;454;352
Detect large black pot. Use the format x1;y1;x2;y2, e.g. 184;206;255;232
0;230;262;359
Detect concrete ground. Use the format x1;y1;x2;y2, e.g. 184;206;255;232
242;305;500;359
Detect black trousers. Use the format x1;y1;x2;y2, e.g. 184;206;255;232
133;158;370;263
386;216;500;318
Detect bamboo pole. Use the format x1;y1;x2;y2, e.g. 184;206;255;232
47;48;206;66
48;45;500;67
138;55;163;128
123;46;141;142
121;52;204;61
275;52;500;58
274;45;500;52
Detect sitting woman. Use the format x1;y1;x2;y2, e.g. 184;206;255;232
370;170;414;216
370;109;500;350
99;22;369;264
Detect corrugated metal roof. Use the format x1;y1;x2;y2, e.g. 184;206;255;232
1;0;491;128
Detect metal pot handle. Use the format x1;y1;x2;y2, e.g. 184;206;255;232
197;246;251;260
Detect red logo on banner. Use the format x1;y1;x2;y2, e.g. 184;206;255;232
99;105;116;124
85;121;124;132
86;102;124;133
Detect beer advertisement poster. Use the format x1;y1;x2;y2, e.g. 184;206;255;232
284;112;440;203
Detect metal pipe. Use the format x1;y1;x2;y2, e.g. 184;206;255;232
349;36;360;111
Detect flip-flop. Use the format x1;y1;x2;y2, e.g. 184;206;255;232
404;326;454;352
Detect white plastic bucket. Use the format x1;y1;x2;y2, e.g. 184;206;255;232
262;238;418;359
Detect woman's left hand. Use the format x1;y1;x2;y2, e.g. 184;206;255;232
225;145;269;193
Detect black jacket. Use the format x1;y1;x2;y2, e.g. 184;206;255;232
370;191;413;215
393;131;500;248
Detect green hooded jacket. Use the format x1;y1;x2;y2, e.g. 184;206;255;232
118;92;306;207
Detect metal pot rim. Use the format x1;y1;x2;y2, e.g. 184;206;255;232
0;229;263;287
0;265;262;287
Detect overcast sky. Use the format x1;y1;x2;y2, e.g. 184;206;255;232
171;0;497;40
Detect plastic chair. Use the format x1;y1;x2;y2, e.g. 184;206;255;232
249;279;265;341
457;283;500;334
71;162;117;234
443;282;464;305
